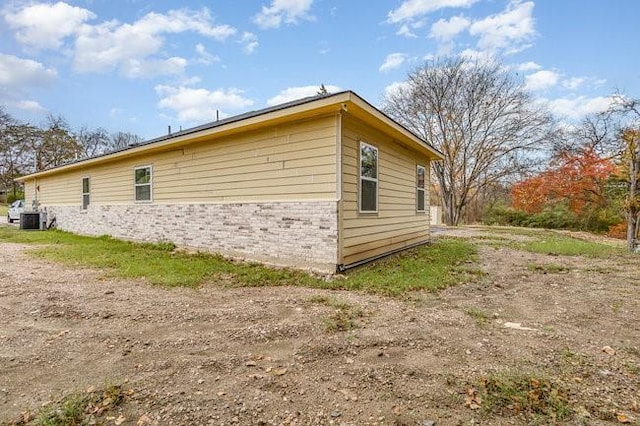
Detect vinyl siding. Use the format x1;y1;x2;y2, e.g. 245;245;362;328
340;114;430;266
25;115;338;207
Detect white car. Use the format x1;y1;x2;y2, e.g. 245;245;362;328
7;200;24;223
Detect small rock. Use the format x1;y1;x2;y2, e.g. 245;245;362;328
245;360;257;367
136;414;153;425
273;367;287;376
422;421;436;426
602;346;616;356
330;412;341;418
114;415;126;425
197;379;205;384
104;290;114;295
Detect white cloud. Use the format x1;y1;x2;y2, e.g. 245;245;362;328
545;96;614;120
155;85;254;122
383;81;410;99
72;8;235;76
429;15;470;54
121;57;188;79
240;32;259;54
253;0;314;29
459;48;494;63
396;24;417;38
524;70;560;91
430;15;470;41
4;1;95;49
379;53;407;73
469;1;535;53
562;77;586;91
266;85;342;106
516;61;541;72
0;53;57;86
12;100;47;112
195;43;220;65
388;0;478;23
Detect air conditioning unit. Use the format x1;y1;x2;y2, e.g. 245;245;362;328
20;212;47;230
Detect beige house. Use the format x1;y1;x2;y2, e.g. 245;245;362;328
18;91;443;272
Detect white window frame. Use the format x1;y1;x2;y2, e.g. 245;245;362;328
359;141;379;214
81;176;90;211
416;165;426;213
134;165;153;203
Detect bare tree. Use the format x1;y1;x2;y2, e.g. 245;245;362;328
0;108;34;199
109;131;143;152
606;94;640;251
77;126;111;159
33;115;81;171
384;57;555;225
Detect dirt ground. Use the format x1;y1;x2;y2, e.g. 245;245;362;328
1;227;639;425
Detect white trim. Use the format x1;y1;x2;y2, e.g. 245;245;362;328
134;165;153;203
81;176;90;211
416;164;426;213
359;141;378;214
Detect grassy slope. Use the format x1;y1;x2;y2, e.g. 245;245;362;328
0;227;477;295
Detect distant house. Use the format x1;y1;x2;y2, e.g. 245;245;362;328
17;91;443;272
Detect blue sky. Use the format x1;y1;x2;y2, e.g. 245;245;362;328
1;0;639;139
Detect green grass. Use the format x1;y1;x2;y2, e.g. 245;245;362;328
475;226;623;258
4;384;128;426
307;295;364;332
474;372;574;422
339;239;480;296
465;307;491;326
526;263;570;274
0;227;478;295
519;234;621;257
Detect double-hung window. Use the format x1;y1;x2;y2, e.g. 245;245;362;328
134;165;152;202
359;142;378;213
81;177;90;210
416;165;426;212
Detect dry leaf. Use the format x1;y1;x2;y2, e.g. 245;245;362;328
616;413;632;423
114;415;126;425
391;405;402;415
602;346;616;356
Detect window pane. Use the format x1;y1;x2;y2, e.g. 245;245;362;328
360;145;377;179
416;166;425;189
136;184;151;201
82;194;90;210
135;167;150;184
361;179;377;212
417;189;425;211
82;178;90;194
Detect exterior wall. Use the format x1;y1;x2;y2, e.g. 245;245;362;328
23;114;340;272
27;114;338;206
339;114;431;266
46;201;338;272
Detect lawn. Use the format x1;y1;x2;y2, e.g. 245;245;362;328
0;204;7;216
0;226;477;295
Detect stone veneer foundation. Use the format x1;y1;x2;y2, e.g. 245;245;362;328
45;201;339;272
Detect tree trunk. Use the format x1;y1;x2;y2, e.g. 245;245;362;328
628;216;637;252
627;152;639;252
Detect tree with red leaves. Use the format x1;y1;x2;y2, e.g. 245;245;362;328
511;148;616;215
